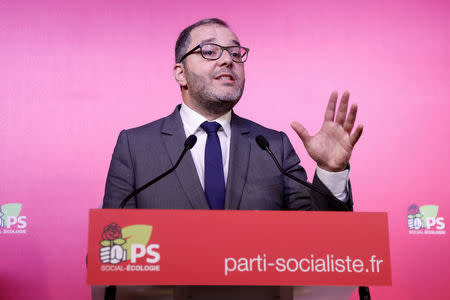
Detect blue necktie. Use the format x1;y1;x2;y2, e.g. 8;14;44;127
201;121;225;210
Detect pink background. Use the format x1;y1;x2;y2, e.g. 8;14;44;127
1;0;449;298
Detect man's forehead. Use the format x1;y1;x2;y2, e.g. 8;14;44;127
189;24;240;47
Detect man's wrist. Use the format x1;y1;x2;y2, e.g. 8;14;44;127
317;163;349;172
316;165;350;202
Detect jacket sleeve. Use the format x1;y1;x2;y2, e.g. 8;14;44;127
280;132;353;212
102;130;137;208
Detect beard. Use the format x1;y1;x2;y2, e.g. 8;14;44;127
184;68;245;116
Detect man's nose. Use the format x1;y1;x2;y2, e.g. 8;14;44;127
218;49;233;66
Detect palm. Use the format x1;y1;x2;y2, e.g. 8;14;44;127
291;91;363;172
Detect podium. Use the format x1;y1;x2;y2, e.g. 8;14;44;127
87;209;391;299
92;285;358;300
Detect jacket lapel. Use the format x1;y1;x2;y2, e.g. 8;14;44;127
161;106;209;209
225;113;250;209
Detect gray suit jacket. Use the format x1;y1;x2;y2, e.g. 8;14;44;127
103;106;352;211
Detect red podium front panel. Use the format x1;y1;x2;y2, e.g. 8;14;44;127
87;209;391;286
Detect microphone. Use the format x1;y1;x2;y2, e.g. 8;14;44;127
119;135;197;208
255;135;349;210
256;135;367;297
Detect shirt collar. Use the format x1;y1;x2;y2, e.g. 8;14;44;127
180;102;231;137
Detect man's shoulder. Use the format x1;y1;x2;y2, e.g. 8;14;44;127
232;113;295;153
121;107;180;137
124;116;166;135
232;113;286;139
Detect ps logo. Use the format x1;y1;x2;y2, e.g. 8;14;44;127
5;216;27;228
131;244;161;263
426;217;445;230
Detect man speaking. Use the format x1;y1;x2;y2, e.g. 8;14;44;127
102;18;363;212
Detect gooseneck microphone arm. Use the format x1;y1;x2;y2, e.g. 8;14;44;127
255;135;371;299
256;135;369;299
119;135;197;208
255;135;349;211
107;136;197;300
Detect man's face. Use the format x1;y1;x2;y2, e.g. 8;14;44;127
181;24;246;116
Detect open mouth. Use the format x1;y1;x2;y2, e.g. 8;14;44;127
215;74;235;81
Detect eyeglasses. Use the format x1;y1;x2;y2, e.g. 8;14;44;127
179;43;249;63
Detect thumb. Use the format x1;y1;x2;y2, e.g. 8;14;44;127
290;121;311;145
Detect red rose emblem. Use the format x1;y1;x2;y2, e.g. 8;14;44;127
408;204;420;216
102;223;122;240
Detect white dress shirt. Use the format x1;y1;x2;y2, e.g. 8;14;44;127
179;103;349;202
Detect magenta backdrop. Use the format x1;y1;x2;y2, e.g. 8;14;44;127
1;0;449;299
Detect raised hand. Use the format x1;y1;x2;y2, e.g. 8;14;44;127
290;91;363;172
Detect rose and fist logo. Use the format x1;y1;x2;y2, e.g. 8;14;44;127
100;223;127;264
99;223;153;264
407;205;424;230
407;204;443;231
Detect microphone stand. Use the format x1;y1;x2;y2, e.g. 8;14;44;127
256;135;370;299
104;135;197;300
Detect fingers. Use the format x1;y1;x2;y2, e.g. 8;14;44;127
290;121;311;145
324;91;338;122
335;91;350;125
350;124;364;146
343;103;358;134
332;90;362;146
100;247;111;263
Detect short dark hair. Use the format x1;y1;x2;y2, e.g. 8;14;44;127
175;18;229;63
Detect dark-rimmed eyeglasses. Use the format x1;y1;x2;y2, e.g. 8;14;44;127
179;43;249;63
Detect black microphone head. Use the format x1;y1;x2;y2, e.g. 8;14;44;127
185;135;197;149
255;135;269;150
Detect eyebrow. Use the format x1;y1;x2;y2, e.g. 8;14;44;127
200;38;241;46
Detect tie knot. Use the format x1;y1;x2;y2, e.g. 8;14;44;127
201;121;221;134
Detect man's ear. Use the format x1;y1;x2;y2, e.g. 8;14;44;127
173;63;187;87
